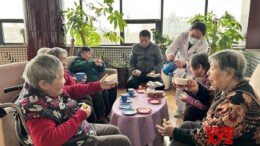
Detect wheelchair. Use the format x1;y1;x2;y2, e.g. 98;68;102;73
0;85;89;146
0;85;33;146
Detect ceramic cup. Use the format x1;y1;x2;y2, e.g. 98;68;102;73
121;93;128;102
128;88;135;96
76;72;86;81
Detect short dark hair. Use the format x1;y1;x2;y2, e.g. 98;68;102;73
190;21;207;36
139;30;151;39
78;46;92;57
190;53;210;71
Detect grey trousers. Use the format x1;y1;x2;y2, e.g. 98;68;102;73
169;121;201;146
83;124;131;146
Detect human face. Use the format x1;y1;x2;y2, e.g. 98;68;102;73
189;29;203;45
59;53;68;70
139;36;150;48
207;61;228;90
81;51;92;61
190;65;204;77
40;66;65;97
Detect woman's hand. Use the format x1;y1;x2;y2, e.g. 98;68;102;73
167;54;175;61
100;74;118;89
175;60;186;68
185;79;199;94
156;122;174;137
94;58;103;66
80;103;91;118
132;69;141;77
180;94;188;102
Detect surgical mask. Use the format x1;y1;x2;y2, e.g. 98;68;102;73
188;36;200;45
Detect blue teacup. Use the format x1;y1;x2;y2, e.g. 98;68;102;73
128;88;135;96
76;72;85;81
162;62;176;76
121;94;128;102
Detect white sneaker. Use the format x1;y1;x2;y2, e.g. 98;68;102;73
174;110;184;118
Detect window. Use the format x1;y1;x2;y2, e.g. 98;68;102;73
2;22;25;44
0;0;25;45
122;0;161;19
0;0;24;19
124;23;156;44
163;0;205;39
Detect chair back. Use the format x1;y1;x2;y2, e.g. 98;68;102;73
249;64;260;101
0;62;27;146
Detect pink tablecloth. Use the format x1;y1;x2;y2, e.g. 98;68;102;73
110;93;169;146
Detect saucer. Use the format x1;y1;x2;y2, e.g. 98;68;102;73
119;103;131;109
122;109;136;116
128;93;137;97
148;98;161;104
136;107;152;114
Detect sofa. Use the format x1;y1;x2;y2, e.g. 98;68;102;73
0;57;117;146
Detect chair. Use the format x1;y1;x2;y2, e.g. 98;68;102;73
0;62;27;146
249;64;260;101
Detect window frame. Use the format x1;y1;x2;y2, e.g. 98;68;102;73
0;19;24;45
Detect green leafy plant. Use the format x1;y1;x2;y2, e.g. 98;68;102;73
151;28;174;61
63;0;127;46
188;11;243;54
111;60;128;68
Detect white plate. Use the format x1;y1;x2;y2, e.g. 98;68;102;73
122;109;136;116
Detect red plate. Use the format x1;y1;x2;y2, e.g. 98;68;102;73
136;107;152;114
148;98;161;104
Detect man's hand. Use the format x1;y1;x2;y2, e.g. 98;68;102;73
132;69;141;77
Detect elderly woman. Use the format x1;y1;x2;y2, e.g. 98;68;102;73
47;47;108;123
17;55;131;146
70;47;117;116
157;50;260;146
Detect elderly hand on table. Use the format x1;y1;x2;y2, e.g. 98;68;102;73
156;119;174;137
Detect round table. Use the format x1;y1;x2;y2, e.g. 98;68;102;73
109;92;169;146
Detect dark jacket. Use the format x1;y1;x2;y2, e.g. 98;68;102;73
129;43;163;74
69;57;106;82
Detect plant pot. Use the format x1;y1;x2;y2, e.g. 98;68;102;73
113;67;129;88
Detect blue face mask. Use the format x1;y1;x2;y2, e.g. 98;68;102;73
188;36;201;45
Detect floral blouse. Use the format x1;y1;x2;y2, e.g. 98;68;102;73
173;81;260;146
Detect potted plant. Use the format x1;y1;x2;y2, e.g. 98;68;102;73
151;28;174;63
111;60;128;88
63;0;127;47
188;11;243;54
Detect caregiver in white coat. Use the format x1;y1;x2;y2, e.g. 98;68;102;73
165;21;208;117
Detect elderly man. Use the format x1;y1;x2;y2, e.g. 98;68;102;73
127;29;164;90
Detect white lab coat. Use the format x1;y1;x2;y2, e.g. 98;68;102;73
165;31;208;112
165;31;208;77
